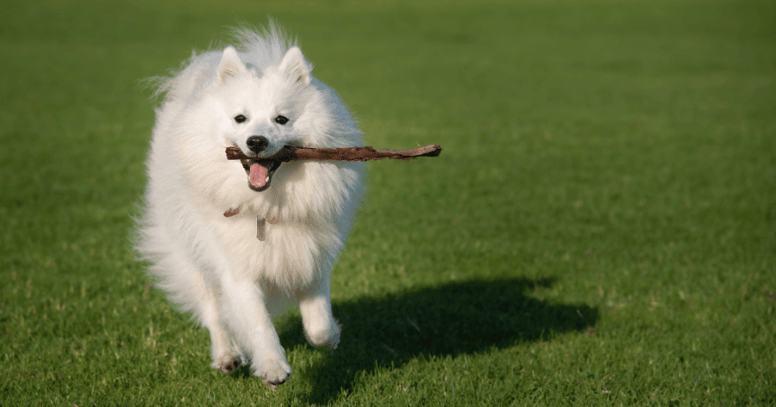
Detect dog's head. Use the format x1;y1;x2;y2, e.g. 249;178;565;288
212;46;314;191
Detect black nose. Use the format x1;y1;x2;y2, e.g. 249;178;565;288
246;135;269;153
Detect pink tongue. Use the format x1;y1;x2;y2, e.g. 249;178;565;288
249;163;267;188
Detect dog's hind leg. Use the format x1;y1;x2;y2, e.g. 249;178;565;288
200;296;242;374
178;258;243;374
151;241;243;373
297;273;340;349
218;270;291;388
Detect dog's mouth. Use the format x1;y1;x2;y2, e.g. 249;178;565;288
240;158;282;192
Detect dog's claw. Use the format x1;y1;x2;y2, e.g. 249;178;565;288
263;375;288;389
219;357;242;374
257;359;291;388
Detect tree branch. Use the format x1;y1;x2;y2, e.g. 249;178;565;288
225;144;442;162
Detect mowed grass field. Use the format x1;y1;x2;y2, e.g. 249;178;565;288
1;0;775;405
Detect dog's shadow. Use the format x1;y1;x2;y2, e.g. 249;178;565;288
270;277;597;404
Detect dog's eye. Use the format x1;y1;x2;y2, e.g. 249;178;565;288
234;114;247;124
274;115;289;125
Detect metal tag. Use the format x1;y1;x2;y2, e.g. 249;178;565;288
256;216;266;241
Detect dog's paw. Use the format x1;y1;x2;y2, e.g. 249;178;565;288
255;359;292;389
212;354;243;374
304;320;341;350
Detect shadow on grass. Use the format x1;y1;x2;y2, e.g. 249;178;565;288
277;277;598;404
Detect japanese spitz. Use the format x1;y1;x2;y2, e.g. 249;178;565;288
136;27;365;387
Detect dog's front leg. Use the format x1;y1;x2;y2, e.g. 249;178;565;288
297;275;340;349
219;270;291;388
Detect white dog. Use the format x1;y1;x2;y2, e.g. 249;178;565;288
135;27;365;387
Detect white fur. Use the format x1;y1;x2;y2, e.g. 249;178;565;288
135;27;365;387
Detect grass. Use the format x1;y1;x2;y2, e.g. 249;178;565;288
1;0;775;405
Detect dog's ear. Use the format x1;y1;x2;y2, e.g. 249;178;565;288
278;46;311;85
216;46;247;84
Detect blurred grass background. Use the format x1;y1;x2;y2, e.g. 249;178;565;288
1;0;774;405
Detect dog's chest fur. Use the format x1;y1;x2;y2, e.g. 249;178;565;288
212;209;340;290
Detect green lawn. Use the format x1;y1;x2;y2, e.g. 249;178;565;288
1;0;775;405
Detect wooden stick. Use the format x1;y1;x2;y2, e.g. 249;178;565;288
225;144;442;162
